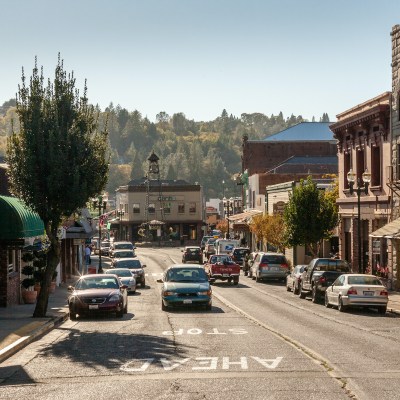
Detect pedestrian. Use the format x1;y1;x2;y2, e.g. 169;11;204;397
85;245;91;265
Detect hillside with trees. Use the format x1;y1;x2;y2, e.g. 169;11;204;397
0;99;330;199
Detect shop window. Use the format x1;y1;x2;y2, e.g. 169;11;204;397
148;203;155;214
133;203;140;214
371;146;381;186
189;203;196;213
178;203;185;213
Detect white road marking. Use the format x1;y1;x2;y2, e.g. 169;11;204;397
120;357;283;373
162;328;248;336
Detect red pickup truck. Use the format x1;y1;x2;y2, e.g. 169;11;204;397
204;254;240;285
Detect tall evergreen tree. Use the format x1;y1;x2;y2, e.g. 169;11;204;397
6;56;109;317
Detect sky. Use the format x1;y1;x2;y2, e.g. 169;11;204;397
1;0;399;122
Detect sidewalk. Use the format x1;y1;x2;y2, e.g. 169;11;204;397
1;275;400;364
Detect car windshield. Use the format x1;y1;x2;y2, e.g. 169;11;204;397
115;243;133;249
315;260;350;272
75;277;119;290
348;276;382;285
105;269;132;277
116;260;142;269
186;248;200;254
234;249;249;256
210;255;232;263
165;268;208;282
101;242;110;247
114;251;134;258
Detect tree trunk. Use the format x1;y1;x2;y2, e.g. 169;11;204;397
33;223;61;317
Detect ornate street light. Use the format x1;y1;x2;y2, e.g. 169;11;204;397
347;168;371;273
117;210;125;240
223;197;233;239
93;195;107;273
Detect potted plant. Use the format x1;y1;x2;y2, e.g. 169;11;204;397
21;263;37;304
49;270;58;293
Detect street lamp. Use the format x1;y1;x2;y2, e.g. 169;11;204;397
223;197;232;239
93;196;107;273
347;168;371;273
117;210;125;240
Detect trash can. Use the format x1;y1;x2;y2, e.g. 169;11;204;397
88;265;98;274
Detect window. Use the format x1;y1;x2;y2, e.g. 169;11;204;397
344;152;351;189
356;149;365;182
148;203;155;214
371;146;381;186
133;203;140;214
164;203;171;214
124;204;128;214
178;203;185;213
8;249;18;274
189;202;196;213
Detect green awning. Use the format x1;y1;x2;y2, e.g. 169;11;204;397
0;196;44;240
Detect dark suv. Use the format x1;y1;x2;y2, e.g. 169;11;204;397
182;246;203;264
231;247;250;266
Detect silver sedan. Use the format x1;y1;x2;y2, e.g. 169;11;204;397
325;274;388;314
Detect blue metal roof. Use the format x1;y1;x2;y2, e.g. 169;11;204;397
263;122;334;141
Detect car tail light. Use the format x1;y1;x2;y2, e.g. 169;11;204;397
280;263;288;269
259;263;269;271
319;276;326;284
380;290;388;296
347;287;357;295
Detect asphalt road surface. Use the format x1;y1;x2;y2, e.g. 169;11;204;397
1;247;400;400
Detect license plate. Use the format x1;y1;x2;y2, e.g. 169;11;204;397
89;304;99;310
222;274;230;277
363;291;374;296
183;299;192;304
271;267;279;271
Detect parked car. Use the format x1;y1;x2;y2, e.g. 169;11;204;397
111;258;146;288
112;249;136;260
250;252;289;282
182;246;203;264
110;241;136;257
104;268;136;294
286;264;307;294
299;258;350;302
100;240;111;256
231;247;250;266
159;264;212;311
67;274;128;320
325;274;388;313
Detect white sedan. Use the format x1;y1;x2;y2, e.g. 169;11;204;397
325;274;388;314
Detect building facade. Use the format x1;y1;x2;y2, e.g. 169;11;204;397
330;92;391;278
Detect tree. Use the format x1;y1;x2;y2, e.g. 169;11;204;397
6;55;109;317
249;214;268;250
283;177;338;257
265;214;286;252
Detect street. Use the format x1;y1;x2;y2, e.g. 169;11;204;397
1;247;400;400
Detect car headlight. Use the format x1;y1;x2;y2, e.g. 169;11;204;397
197;290;212;296
163;291;177;296
109;294;120;302
129;279;135;284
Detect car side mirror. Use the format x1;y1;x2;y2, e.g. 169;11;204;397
121;284;128;289
68;285;74;292
304;266;308;272
156;279;163;283
142;264;146;268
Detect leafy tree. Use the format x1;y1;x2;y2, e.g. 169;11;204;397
249;214;268;250
265;214;286;252
6;56;109;317
283;177;338;257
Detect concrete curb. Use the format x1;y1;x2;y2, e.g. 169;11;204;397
0;312;69;364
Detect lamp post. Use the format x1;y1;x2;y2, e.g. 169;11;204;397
223;197;232;239
117;210;125;240
93;196;107;273
347;168;371;274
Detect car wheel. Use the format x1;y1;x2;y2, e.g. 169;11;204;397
124;302;128;314
69;309;77;320
293;283;299;295
244;270;248;276
228;277;232;283
161;300;167;311
255;274;260;282
206;303;212;311
233;277;239;285
325;292;331;308
378;306;387;315
116;307;124;318
141;281;146;288
299;284;306;299
311;286;319;303
286;282;291;291
338;297;347;312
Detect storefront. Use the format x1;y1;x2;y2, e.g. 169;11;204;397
0;195;44;307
